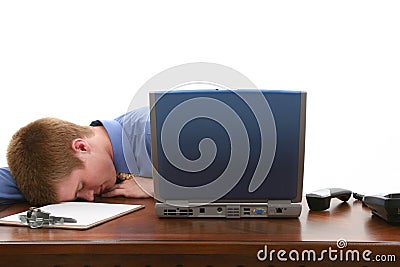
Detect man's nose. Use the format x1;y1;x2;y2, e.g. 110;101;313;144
77;189;95;201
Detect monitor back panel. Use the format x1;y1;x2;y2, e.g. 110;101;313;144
150;90;306;218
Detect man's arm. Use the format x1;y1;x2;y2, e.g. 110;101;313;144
0;167;26;204
101;176;154;199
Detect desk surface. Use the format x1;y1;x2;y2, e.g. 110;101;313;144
0;197;399;267
0;197;397;243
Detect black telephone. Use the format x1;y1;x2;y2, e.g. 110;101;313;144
360;193;400;224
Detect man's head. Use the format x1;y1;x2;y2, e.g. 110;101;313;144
7;117;116;206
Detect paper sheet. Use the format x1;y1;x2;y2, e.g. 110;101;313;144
0;202;144;229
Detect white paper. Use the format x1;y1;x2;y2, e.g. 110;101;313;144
0;202;143;229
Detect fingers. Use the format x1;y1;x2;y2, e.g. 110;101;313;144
101;187;125;198
132;177;154;197
101;179;153;198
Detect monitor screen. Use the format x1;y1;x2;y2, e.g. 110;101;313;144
150;89;306;203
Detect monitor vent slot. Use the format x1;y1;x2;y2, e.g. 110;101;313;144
227;206;240;218
164;208;193;216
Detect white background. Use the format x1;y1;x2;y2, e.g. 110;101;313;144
1;1;399;195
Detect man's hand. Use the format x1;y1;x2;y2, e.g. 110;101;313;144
101;177;154;198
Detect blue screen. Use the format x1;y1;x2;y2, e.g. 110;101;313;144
151;89;304;201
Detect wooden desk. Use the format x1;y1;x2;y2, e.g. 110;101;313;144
0;197;399;267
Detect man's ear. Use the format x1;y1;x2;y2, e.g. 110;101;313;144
71;138;91;156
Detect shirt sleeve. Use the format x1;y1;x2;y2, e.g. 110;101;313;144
115;107;153;177
0;167;26;204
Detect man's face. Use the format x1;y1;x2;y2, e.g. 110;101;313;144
56;156;116;202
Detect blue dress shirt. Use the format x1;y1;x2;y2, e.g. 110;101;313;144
0;167;25;204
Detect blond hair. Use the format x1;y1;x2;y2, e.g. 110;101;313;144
7;118;93;206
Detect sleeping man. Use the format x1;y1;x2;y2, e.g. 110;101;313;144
2;107;154;206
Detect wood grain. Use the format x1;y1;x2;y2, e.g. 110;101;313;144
0;197;399;267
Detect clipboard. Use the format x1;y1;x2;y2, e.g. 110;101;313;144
0;202;144;230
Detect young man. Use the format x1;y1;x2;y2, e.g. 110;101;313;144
5;107;154;206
